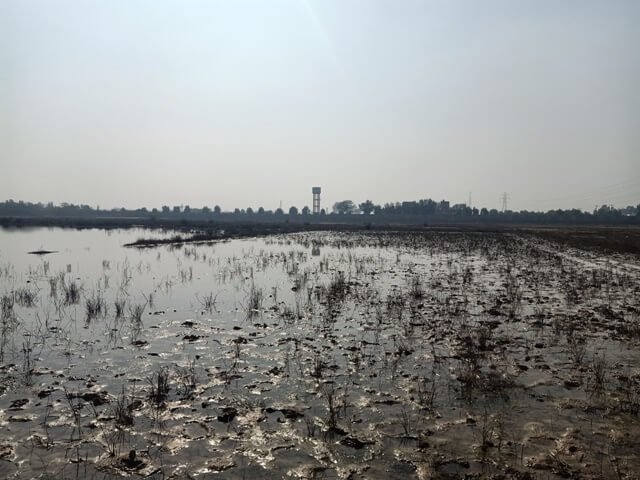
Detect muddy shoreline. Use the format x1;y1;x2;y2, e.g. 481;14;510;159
3;216;639;255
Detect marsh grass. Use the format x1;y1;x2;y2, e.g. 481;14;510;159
415;374;438;410
114;386;134;427
22;335;34;384
198;291;219;313
15;287;38;307
114;298;126;318
321;383;339;429
590;354;608;393
48;276;58;298
245;284;263;319
1;294;15;321
63;279;81;305
129;303;145;323
175;358;197;399
148;367;171;407
85;290;106;320
409;275;424;300
399;407;412;437
63;387;83;441
567;335;587;368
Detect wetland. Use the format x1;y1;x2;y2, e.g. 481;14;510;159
0;227;639;479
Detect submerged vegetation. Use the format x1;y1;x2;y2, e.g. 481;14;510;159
0;227;639;478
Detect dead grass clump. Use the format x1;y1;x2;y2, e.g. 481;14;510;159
456;359;514;400
63;279;81;305
86;290;106;320
1;294;15;321
198;292;218;313
114;298;126;318
567;335;587;368
15;287;37;307
129;303;145;323
619;314;640;339
114;387;134;427
48;276;58;297
415;375;438;410
327;272;348;302
589;354;608;393
616;373;640;415
409;275;424;300
175;358;197;399
321;383;339;430
245;284;263;319
148;367;170;406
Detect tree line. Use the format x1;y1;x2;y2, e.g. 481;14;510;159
0;198;638;225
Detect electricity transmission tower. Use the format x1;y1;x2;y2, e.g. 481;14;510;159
500;192;509;212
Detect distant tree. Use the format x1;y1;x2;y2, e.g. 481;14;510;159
288;206;298;215
213;205;221;214
418;199;437;215
258;206;265;214
275;207;284;215
183;205;191;214
234;208;241;214
0;197;636;225
359;200;375;215
320;208;326;215
301;206;310;215
595;205;620;218
332;200;357;215
246;207;254;214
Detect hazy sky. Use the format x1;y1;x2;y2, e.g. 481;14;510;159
1;1;639;212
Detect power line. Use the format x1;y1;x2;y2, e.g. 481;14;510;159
531;186;640;208
530;174;640;205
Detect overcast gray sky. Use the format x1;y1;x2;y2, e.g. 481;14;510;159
1;0;639;212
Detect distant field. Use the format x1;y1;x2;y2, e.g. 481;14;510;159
2;215;639;256
522;226;640;255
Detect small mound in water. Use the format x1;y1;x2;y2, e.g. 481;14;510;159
97;450;158;476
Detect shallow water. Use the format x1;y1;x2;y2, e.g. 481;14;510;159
0;227;639;479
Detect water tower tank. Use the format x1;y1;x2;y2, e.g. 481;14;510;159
312;187;321;214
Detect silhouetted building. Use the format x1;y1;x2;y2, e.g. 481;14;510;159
437;200;450;212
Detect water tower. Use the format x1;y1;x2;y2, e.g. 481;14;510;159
312;187;321;214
